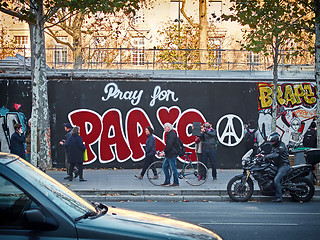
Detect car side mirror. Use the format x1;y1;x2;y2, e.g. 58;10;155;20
22;209;59;231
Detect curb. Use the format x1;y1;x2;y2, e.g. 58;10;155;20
74;189;320;202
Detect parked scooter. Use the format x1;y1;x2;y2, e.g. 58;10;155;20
227;144;319;202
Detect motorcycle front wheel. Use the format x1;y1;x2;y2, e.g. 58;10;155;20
227;175;254;202
290;177;315;202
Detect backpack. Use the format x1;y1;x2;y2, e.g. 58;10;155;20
243;129;257;150
303;129;317;148
175;136;186;157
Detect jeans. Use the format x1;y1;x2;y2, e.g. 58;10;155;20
162;157;179;184
202;148;217;179
274;164;290;198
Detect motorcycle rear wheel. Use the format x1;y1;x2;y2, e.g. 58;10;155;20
227;176;254;202
290;177;315;202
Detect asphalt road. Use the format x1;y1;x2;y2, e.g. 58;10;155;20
109;201;320;240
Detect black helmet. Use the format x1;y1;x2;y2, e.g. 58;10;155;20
267;132;280;145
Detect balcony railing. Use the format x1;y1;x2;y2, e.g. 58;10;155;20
1;46;315;73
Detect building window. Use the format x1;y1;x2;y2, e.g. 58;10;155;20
132;7;145;25
170;0;186;23
246;52;260;65
209;37;223;67
208;0;222;23
54;37;68;64
14;36;28;47
132;37;145;65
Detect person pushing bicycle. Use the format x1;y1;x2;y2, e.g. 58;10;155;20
159;123;180;187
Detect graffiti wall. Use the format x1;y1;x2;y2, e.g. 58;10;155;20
0;78;317;169
257;82;317;147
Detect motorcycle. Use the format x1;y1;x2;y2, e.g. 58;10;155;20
227;144;319;202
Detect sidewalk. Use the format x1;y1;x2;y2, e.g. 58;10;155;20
47;168;320;202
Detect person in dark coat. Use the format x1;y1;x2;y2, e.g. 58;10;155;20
10;124;26;159
160;123;179;187
60;122;77;179
200;121;218;180
65;126;86;182
135;126;158;179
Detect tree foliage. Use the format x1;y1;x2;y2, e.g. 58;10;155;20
0;23;17;60
0;0;140;169
223;0;315;131
156;22;220;70
44;3;139;68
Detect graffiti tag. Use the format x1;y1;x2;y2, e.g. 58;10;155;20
258;83;317;110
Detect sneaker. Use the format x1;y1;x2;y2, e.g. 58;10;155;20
64;176;70;180
69;178;73;182
150;175;158;180
135;175;143;180
170;183;179;187
79;178;87;182
161;182;170;186
213;177;217;181
272;197;282;202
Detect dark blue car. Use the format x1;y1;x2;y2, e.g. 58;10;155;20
0;152;222;240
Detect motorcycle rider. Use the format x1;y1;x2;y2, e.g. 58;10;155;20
259;132;290;202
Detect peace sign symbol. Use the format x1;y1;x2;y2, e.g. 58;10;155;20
216;114;244;147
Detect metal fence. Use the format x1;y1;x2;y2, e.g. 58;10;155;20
1;46;315;72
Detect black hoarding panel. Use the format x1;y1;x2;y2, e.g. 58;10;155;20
0;79;317;169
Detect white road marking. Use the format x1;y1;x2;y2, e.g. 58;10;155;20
200;222;299;226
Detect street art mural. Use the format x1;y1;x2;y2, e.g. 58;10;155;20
0;79;316;169
257;82;317;148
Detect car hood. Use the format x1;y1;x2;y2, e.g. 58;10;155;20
76;206;222;240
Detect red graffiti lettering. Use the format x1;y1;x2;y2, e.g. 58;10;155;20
69;106;205;164
101;109;131;163
126;108;153;161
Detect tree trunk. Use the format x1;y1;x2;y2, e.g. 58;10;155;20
271;42;280;132
315;0;320;185
199;0;208;70
73;13;84;69
315;0;320;148
30;0;51;170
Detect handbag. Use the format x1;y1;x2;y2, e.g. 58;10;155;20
83;149;88;162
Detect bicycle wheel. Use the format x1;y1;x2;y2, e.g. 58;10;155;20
182;162;208;186
147;160;170;186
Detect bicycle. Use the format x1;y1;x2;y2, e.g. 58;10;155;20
146;151;208;186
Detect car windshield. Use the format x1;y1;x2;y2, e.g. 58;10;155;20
6;159;96;218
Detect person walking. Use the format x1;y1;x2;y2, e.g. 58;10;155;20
201;121;218;180
160;123;179;187
10;123;26;159
135;126;158;180
65;126;87;182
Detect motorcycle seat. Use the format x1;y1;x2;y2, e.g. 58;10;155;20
286;164;313;176
290;164;312;169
